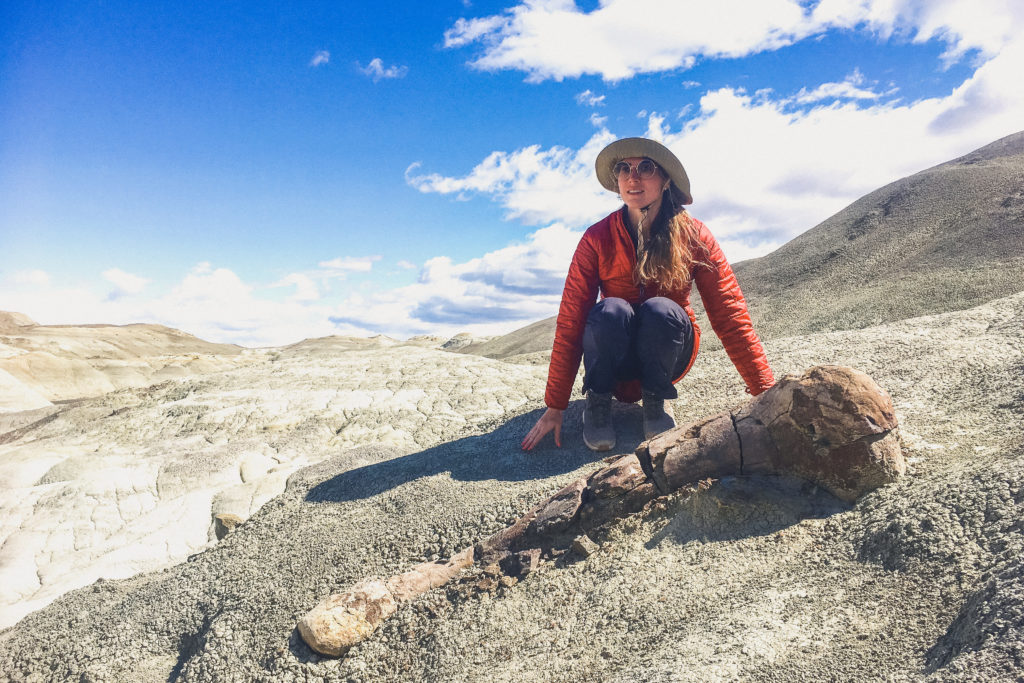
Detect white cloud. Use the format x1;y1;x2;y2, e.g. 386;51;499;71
575;89;605;106
445;0;812;81
675;104;693;119
793;69;885;103
318;255;381;274
811;0;1021;64
358;58;409;82
309;50;330;67
102;268;150;297
327;223;583;337
444;0;1023;82
406;132;620;226
3;263;342;347
8;269;50;287
272;273;320;302
412;34;1024;262
589;112;608;127
396;260;417;270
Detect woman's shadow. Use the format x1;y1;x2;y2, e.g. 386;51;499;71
305;399;651;503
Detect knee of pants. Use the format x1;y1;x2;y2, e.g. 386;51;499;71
584;297;633;360
636;297;689;333
587;297;633;326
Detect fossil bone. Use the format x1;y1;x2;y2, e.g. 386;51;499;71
298;365;905;656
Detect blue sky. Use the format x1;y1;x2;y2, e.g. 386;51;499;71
3;0;1023;346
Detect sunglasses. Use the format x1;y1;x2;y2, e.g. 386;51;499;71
613;158;660;180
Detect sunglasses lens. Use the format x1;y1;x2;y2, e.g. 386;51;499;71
614;159;659;179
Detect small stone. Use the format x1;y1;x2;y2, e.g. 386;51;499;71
499;548;541;577
213;513;244;540
572;534;600;558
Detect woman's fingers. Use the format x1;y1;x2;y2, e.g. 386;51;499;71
521;408;564;451
521;422;550;450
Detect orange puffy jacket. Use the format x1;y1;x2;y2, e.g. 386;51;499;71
544;208;775;410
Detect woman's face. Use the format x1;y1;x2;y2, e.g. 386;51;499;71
615;157;668;213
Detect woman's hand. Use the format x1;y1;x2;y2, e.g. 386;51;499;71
521;407;564;451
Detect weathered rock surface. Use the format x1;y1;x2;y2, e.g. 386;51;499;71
0;338;545;628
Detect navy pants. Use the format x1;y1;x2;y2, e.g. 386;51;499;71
581;297;694;400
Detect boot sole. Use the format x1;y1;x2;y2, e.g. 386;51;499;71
582;414;615;452
583;433;615;451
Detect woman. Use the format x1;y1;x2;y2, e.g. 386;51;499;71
521;137;775;452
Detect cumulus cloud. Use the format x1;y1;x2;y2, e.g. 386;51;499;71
8;269;50;287
102;268;150;299
328;223;582;337
358;58;409;82
444;0;1022;82
272;273;320;302
309;50;330;67
575;89;605;106
318;255;381;275
793;69;886;104
406;132;620;226
3;263;343;347
412;33;1024;261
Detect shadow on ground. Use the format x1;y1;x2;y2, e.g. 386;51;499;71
306;399;652;503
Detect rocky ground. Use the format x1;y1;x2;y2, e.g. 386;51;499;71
0;332;545;629
0;292;1021;682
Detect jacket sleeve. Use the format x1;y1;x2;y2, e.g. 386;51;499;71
691;222;775;395
545;231;601;410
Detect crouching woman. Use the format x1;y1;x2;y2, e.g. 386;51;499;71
521;137;775;452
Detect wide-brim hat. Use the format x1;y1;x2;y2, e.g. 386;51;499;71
595;137;693;204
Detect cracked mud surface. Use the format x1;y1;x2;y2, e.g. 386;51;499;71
0;341;546;628
0;292;1021;681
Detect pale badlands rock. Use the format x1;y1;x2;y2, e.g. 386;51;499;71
0;341;544;628
0;367;52;412
0;313;248;407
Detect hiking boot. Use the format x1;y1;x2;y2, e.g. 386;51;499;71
643;391;676;440
583;391;615;451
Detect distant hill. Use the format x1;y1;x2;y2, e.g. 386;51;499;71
722;129;1024;346
0;313;245;408
464;130;1024;359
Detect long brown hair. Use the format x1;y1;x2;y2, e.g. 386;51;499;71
634;182;712;290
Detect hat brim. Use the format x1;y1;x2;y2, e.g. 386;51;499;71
595;137;693;204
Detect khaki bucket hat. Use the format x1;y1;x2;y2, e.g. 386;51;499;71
595;137;693;204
